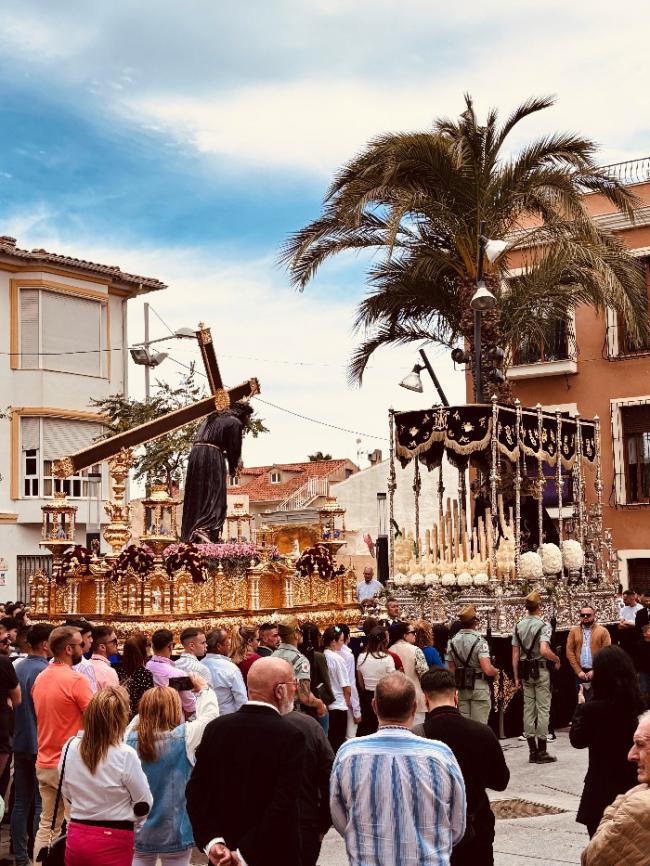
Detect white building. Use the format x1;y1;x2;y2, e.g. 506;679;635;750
0;236;165;601
330;454;459;560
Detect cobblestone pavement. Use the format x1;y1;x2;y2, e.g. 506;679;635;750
319;728;590;865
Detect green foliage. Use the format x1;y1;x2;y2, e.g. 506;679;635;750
90;367;268;488
308;451;333;461
281;94;650;386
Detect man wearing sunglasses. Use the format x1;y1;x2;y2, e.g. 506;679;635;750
89;625;120;689
566;606;611;691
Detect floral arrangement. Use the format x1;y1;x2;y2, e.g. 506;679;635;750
540;542;563;575
473;572;490;586
164;542;205;583
457;571;473;588
520;551;544;580
562;540;584;571
441;572;457;587
61;545;91;580
296;544;345;580
112;545;155;582
163;542;280;566
392;573;408;586
409;573;425;587
424;573;441;586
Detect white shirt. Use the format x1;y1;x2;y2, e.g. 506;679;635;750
339;643;360;716
174;652;213;686
357;652;396;691
620;603;643;624
357;579;382;602
324;648;351;711
59;736;152;823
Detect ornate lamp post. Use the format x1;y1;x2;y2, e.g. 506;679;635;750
140;483;180;562
226;501;254;542
318;497;347;557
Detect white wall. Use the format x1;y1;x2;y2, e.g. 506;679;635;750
331;458;460;554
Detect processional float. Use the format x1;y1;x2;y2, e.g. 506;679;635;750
30;324;359;634
386;397;619;635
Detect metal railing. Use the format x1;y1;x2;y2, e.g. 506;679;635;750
275;476;331;512
598;156;650;186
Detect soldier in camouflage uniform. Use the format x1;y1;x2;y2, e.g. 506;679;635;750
512;590;561;764
272;616;326;716
446;605;499;724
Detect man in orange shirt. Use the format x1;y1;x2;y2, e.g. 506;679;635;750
32;625;93;861
89;625;120;690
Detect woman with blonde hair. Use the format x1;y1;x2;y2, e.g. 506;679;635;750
229;623;261;684
126;673;218;866
413;619;441;667
59;686;152;866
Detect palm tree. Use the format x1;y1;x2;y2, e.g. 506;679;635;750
281;95;649;397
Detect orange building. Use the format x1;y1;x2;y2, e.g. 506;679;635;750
501;159;650;592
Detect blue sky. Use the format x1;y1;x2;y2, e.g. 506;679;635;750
1;1;649;468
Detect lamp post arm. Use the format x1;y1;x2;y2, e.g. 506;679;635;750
418;349;449;406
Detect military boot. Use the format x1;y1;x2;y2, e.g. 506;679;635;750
535;739;557;763
527;737;537;763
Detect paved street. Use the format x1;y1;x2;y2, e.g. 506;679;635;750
319;728;590;865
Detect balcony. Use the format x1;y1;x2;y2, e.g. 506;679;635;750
508;317;578;381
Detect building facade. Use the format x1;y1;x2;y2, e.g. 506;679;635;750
504;163;650;592
0;236;165;600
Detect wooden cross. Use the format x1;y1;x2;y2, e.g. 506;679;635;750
54;323;260;478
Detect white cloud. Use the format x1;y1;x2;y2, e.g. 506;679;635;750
4;216;465;468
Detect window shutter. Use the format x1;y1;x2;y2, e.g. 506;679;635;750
20;290;39;369
41;292;104;376
20;417;40;451
42;418;103;460
621;404;650;435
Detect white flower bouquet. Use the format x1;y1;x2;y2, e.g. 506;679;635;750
520;551;543;580
562;540;584;571
540;542;563;575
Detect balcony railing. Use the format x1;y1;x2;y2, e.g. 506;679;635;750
598;156;650;186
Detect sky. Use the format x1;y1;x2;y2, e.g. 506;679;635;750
1;0;649;471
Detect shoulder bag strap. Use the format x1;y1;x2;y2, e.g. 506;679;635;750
51;738;73;835
521;625;544;660
451;636;481;668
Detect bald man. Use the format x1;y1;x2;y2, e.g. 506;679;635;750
187;657;306;866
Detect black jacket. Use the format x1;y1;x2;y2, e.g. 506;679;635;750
186;704;305;866
570;697;638;831
284;710;334;834
418;706;509;865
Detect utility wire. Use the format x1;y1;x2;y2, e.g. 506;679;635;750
166;354;389;441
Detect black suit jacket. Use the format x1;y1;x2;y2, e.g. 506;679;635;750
186;704;306;866
418;706;509;863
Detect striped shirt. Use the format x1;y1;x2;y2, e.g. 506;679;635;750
330;727;466;866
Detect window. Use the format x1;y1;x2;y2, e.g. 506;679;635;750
616;258;650;354
19;287;107;376
628;558;650;595
622;405;650;504
515;317;571;365
270;471;281;483
19;416;104;500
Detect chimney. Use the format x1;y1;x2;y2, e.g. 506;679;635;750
368;449;382;466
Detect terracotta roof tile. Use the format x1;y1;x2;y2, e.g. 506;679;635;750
229;459;354;502
0;236;166;293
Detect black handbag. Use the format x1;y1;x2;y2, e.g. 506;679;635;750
36;738;72;865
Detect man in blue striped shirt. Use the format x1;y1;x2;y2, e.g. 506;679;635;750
330;671;466;866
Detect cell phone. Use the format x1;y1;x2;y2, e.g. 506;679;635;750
169;676;193;691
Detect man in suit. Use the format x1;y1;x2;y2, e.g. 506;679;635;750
187;656;306;866
414;667;510;866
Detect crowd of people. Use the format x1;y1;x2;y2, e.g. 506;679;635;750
0;584;646;865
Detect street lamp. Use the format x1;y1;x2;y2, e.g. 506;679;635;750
470;222;505;402
399;348;449;406
130;313;197;399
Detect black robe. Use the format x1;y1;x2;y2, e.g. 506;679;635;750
181;413;244;542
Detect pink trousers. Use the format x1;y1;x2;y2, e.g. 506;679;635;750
65;821;134;866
